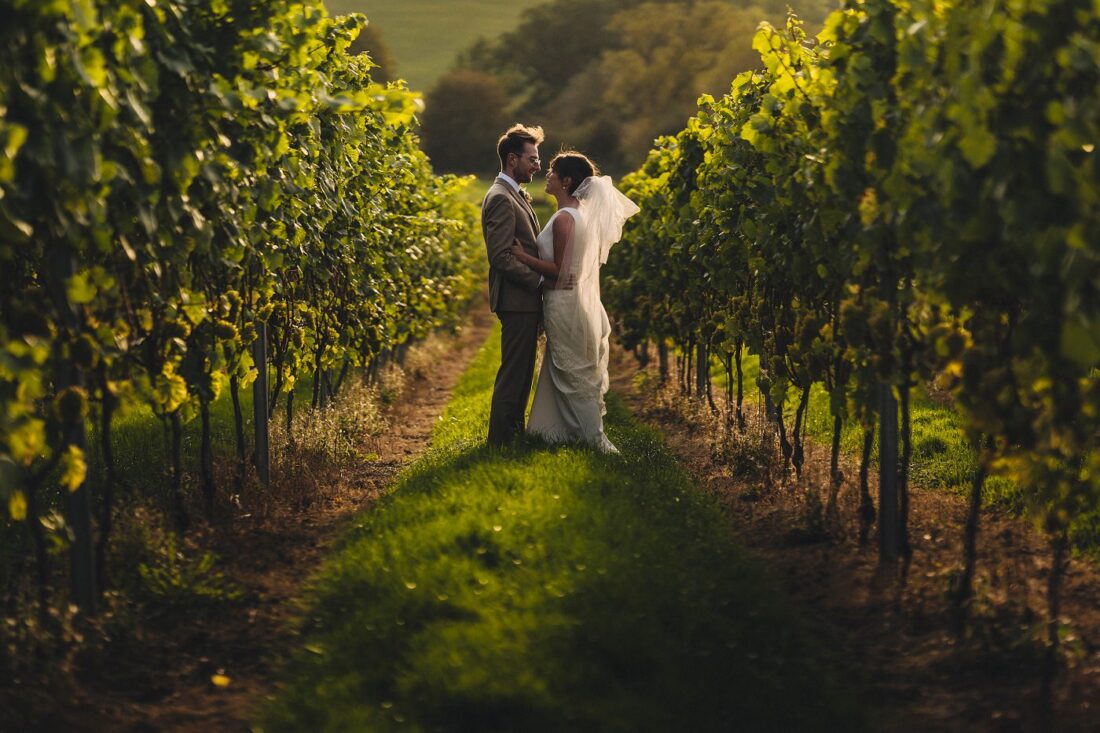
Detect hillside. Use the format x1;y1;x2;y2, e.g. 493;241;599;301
324;0;544;91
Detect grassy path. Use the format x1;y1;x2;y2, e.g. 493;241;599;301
263;326;864;732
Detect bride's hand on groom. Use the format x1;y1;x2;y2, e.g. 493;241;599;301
556;274;576;290
541;275;575;291
509;243;526;261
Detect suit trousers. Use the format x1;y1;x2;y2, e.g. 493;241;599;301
488;310;541;445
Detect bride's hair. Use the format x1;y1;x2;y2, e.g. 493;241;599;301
550;151;600;195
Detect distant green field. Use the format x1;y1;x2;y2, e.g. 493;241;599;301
324;0;544;91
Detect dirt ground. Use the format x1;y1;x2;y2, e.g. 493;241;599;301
8;317;1098;732
610;344;1100;733
4;307;494;733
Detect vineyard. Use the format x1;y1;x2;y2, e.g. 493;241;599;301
0;0;480;618
604;0;1099;711
1;0;1099;729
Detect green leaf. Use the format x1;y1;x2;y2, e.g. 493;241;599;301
958;125;996;168
67;272;97;304
1060;319;1100;370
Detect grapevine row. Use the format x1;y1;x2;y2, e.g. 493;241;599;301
0;0;482;613
604;0;1098;703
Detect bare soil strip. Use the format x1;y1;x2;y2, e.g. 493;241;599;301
610;345;1100;733
18;308;495;733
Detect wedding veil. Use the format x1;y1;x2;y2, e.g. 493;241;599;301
574;175;641;264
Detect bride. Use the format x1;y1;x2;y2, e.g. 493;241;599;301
509;152;639;454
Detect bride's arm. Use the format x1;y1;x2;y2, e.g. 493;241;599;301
509;214;574;284
510;243;558;277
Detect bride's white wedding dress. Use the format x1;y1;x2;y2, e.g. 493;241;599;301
526;176;639;454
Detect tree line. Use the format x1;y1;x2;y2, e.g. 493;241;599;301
421;0;833;174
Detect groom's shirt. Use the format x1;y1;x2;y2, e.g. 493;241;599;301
496;172;520;192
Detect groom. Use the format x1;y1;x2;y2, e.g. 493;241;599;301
482;124;545;446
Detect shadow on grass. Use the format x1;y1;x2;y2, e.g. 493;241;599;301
264;397;865;733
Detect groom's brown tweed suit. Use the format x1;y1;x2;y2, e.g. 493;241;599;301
482;179;542;445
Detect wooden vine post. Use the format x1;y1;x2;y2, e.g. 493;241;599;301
878;382;899;562
695;343;708;398
252;319;270;485
50;254;96;615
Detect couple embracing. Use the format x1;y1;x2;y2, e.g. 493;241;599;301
481;124;639;453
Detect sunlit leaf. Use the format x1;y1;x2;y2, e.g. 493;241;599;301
60;445;88;492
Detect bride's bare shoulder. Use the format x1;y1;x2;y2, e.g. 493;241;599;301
552;210;576;235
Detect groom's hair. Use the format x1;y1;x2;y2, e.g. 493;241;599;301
550;151;599;194
497;124;545;168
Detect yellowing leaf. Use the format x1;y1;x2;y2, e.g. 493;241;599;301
137;308;154;332
8;419;46;465
156;364;189;413
858;187;878;227
66;272;97;305
3;123;27;161
8;491;27;521
60;445;87;492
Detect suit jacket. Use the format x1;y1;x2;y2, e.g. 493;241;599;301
482;180;542;313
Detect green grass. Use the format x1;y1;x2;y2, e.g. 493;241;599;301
83;371;323;506
323;0;544;91
98;385;249;499
712;352;1100;551
713;352;1016;500
263;324;865;732
0;364;282;594
0;353;346;600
